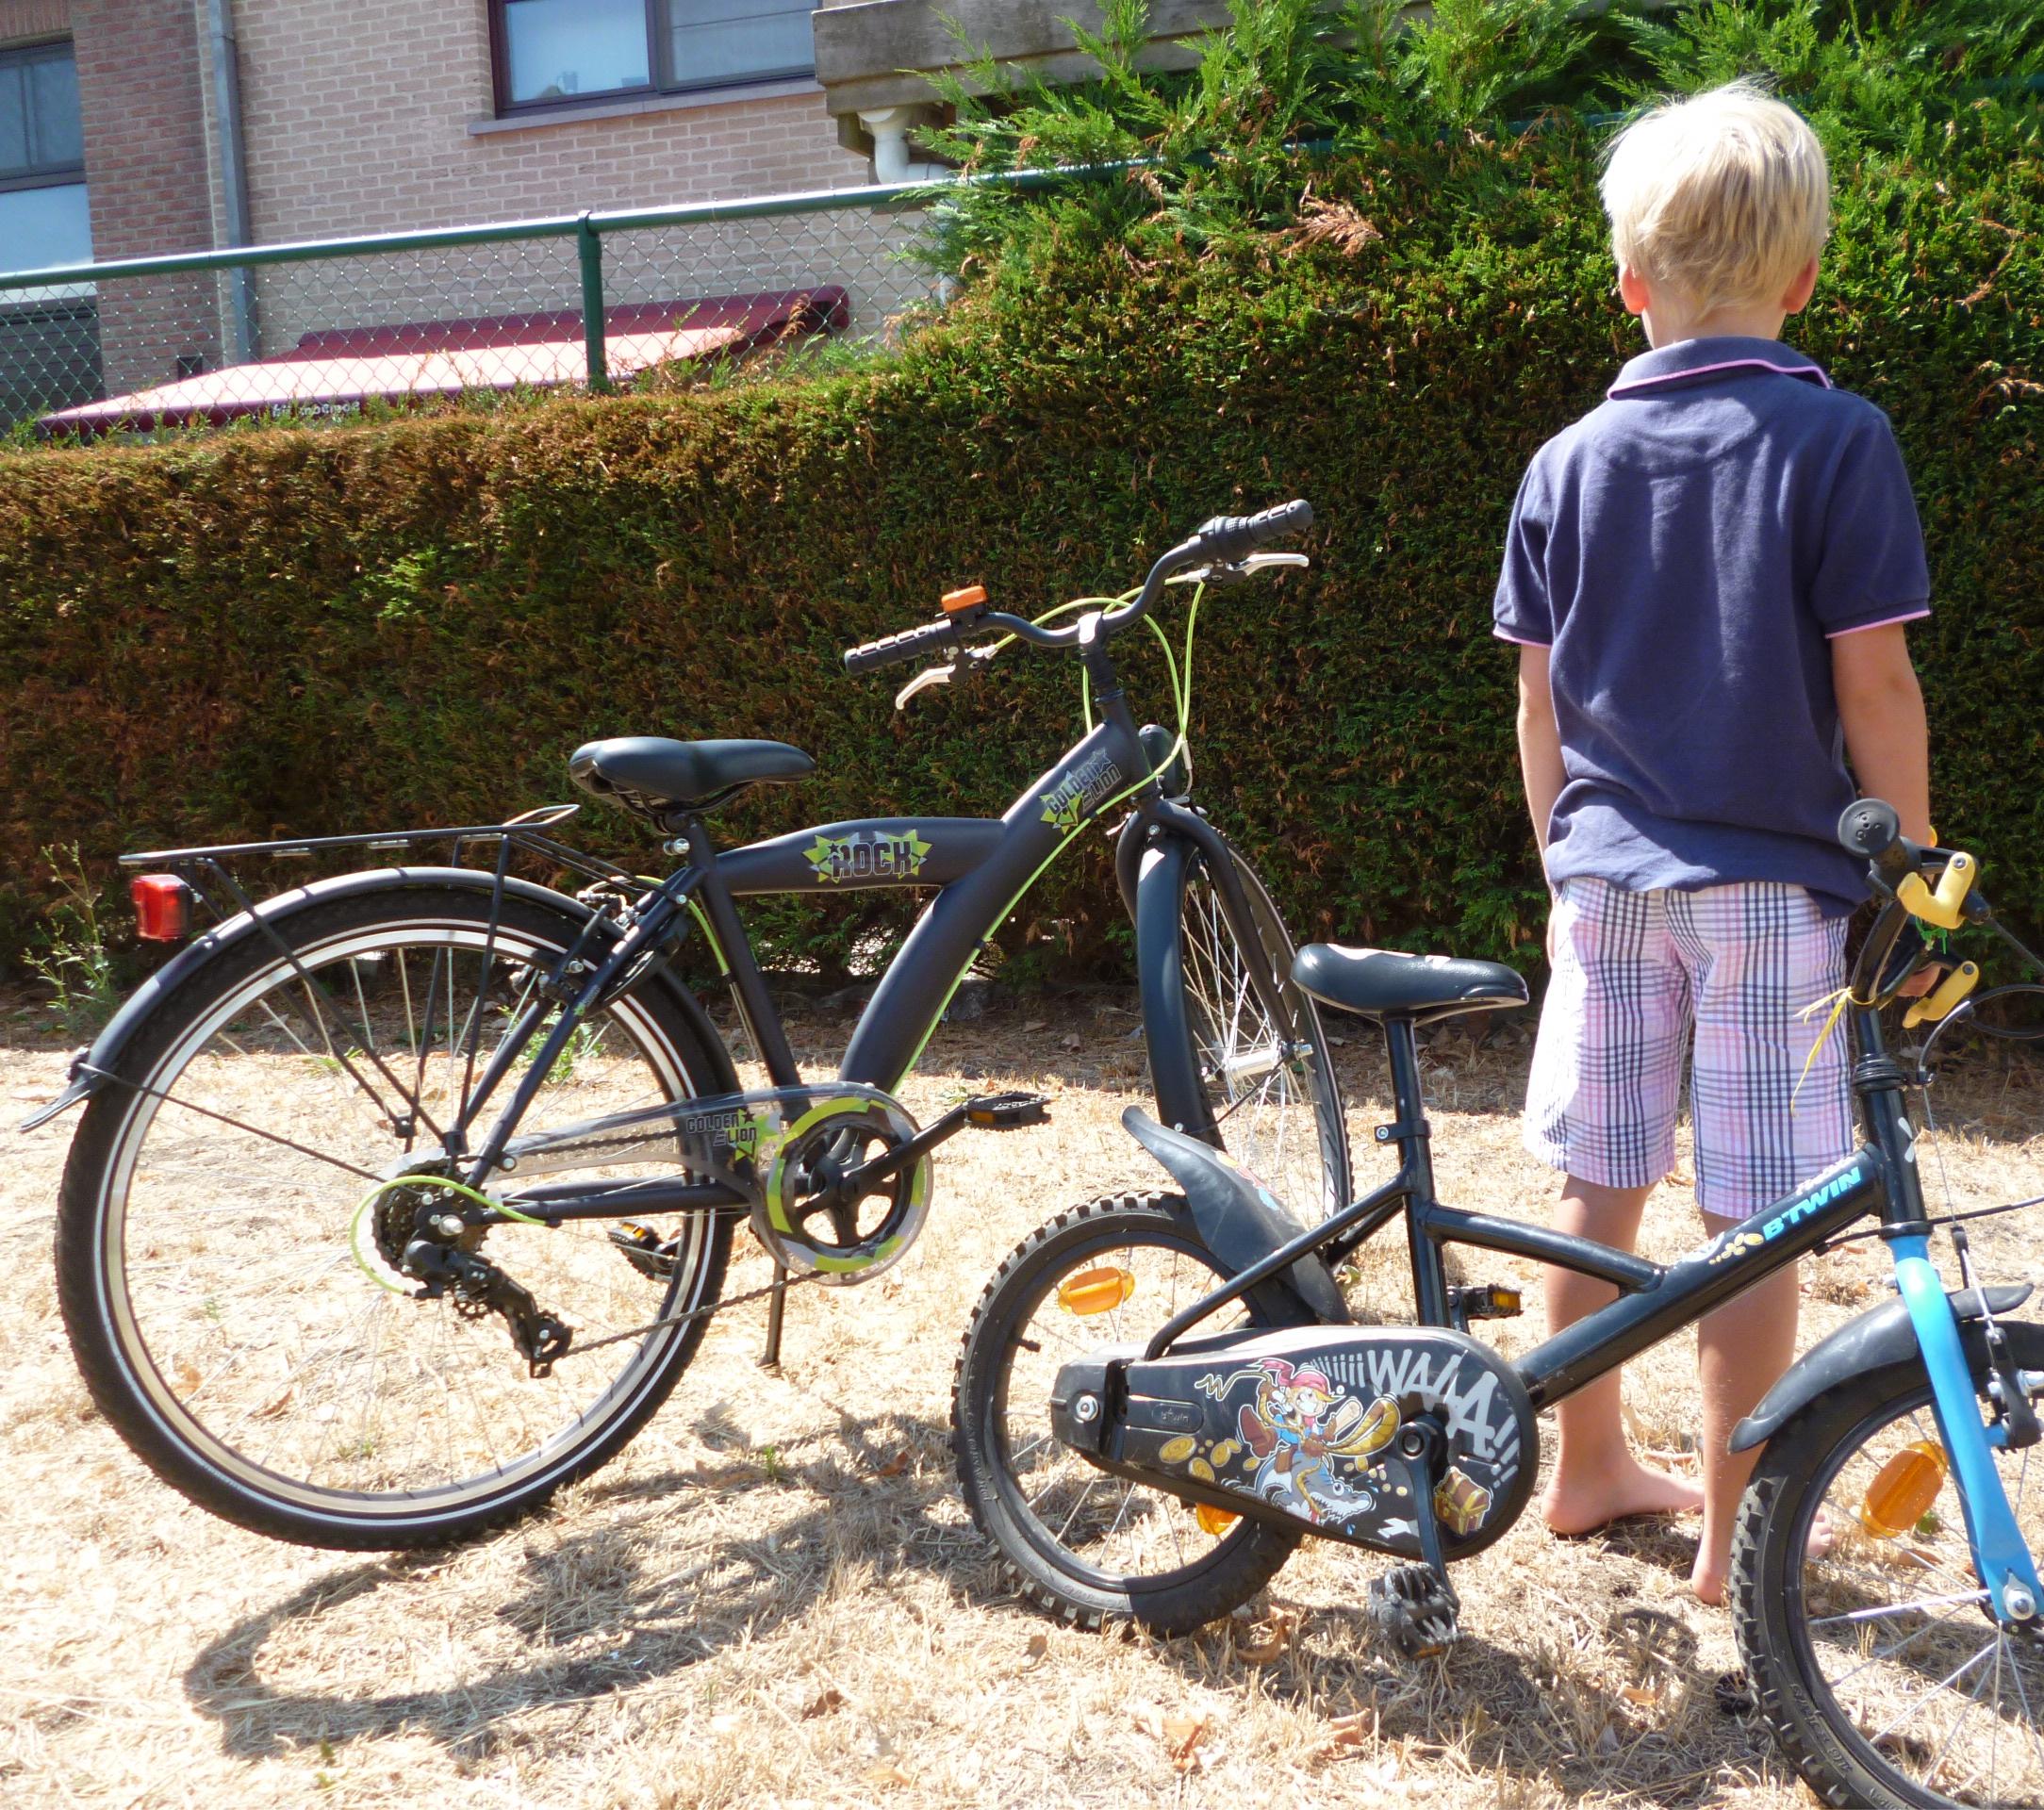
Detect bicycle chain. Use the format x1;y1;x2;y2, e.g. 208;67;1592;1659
558;1265;827;1360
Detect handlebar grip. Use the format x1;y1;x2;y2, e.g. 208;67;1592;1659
1837;798;1916;882
1194;498;1314;563
843;616;959;676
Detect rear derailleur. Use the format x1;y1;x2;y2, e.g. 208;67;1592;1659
401;1237;573;1378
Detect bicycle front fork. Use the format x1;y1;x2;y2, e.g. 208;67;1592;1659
1895;1236;2044;1624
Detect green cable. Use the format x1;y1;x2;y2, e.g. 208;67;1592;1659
349;1172;545;1293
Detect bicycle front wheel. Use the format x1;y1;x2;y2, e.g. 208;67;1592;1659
1142;837;1350;1229
56;880;735;1549
1734;1321;2044;1808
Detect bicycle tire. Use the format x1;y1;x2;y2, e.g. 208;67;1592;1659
952;1193;1301;1634
57;880;736;1550
1140;836;1351;1236
1733;1319;2044;1809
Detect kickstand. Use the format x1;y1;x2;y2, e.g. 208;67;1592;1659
759;1259;788;1369
1366;1423;1462;1660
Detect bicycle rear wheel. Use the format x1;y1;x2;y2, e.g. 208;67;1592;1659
57;880;735;1549
952;1193;1301;1633
1734;1322;2044;1808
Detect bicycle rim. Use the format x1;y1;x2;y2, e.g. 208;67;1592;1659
992;1220;1262;1588
78;903;723;1524
1791;1386;2044;1805
1177;853;1349;1226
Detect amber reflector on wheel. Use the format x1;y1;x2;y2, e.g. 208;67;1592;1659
1195;1503;1240;1536
1859;1440;1949;1538
1057;1266;1135;1315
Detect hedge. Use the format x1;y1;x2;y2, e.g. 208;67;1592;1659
0;107;2037;983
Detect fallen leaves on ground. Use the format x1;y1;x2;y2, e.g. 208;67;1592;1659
1312;1707;1378;1767
1133;1703;1213;1772
1230;1605;1300;1663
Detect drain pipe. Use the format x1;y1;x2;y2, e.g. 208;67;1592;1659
203;0;256;363
856;107;947;184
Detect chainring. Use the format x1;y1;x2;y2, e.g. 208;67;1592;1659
750;1094;932;1284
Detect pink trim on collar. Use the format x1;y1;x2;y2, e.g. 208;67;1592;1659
1608;356;1833;398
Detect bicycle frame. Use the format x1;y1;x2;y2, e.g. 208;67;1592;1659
1140;981;2044;1622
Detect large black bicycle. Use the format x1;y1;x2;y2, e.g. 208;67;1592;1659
959;801;2044;1809
25;501;1353;1552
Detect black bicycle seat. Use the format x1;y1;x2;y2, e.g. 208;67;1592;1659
1293;945;1527;1023
569;737;815;816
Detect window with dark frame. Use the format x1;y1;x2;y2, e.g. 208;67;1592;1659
492;0;818;112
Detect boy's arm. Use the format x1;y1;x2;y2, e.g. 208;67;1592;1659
1516;643;1566;857
1832;625;1932;845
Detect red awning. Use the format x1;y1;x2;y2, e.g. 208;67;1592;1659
40;288;848;436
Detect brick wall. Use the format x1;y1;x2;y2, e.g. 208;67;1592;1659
73;0;222;389
0;0;69;42
227;0;923;346
234;1;856;239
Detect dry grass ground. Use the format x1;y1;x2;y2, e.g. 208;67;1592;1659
4;988;2041;1809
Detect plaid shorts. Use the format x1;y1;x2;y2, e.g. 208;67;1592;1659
1524;877;1853;1219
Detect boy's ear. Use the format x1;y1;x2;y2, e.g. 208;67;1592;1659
1617;263;1652;318
1782;255;1821;316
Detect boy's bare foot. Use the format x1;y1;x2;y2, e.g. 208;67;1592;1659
1692;1505;1837;1606
1542;1456;1706;1537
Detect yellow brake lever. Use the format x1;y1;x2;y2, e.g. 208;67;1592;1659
1896;850;1978;930
1904;960;1982;1028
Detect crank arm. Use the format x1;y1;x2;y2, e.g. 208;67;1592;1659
832;1092;1050;1196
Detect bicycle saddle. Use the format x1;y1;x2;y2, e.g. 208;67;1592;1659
568;736;815;818
1293;945;1527;1023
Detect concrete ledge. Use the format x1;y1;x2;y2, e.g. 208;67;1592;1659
814;0;1228;117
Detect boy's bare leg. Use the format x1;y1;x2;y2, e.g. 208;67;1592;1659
1541;1176;1706;1535
1691;1258;1799;1604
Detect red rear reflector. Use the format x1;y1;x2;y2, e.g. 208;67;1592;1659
131;874;192;942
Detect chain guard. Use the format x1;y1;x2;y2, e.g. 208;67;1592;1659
497;1080;932;1284
1050;1325;1537;1560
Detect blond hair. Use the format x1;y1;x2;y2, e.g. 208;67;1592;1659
1600;80;1830;317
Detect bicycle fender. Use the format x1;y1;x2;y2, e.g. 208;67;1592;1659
1123;1107;1351;1326
1729;1282;2035;1452
18;866;734;1131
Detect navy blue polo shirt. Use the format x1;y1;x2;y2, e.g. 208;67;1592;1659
1492;335;1930;912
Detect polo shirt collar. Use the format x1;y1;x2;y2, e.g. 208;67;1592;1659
1607;335;1833;399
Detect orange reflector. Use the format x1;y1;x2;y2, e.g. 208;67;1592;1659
941;583;988;614
1195;1503;1239;1536
1861;1440;1949;1539
130;874;192;942
1056;1265;1134;1316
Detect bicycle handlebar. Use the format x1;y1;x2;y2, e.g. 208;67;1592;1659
839;498;1314;674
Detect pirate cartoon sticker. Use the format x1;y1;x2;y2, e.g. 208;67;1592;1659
1189;1358;1402;1525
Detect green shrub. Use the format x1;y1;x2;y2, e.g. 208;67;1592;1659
0;1;2036;983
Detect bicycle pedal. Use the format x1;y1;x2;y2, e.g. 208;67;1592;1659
608;1221;676;1280
1366;1563;1462;1661
1448;1283;1523;1323
964;1092;1050;1130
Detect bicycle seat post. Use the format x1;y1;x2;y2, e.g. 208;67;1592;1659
1376;1014;1446;1325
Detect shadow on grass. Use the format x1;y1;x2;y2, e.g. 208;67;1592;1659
181;1407;984;1760
180;1399;1774;1807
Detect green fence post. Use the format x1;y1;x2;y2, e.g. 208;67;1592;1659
577;212;608;393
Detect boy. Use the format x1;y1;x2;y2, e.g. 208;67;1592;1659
1492;81;1934;1603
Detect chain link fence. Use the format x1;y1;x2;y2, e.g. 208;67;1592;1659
0;179;954;440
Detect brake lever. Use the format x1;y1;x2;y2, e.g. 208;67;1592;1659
1165;551;1310;586
893;644;1000;711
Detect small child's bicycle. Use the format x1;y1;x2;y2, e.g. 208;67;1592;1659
956;799;2044;1810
